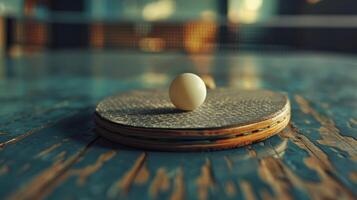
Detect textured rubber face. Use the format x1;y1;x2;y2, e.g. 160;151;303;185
95;88;288;130
95;88;291;151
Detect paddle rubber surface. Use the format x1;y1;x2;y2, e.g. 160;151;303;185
95;88;290;151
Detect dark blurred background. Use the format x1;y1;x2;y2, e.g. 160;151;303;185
1;0;357;55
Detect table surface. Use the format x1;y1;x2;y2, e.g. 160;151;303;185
0;50;356;200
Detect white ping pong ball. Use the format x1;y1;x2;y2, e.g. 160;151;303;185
169;73;207;111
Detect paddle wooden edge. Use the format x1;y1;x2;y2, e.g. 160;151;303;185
95;110;291;151
94;98;290;139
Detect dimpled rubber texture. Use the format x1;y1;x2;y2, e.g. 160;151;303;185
95;88;288;130
95;88;291;151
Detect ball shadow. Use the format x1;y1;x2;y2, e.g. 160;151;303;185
108;107;186;116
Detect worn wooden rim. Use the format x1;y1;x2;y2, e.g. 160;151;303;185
94;100;290;139
95;110;290;151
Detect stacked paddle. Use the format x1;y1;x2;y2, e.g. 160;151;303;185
95;88;290;151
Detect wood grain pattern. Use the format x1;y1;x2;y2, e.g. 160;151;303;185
0;51;356;200
196;159;216;200
170;167;185;200
259;157;294;200
7;137;98;200
240;181;257;200
295;95;357;160
149;168;170;199
35;143;62;159
71;150;116;185
107;153;147;198
134;163;150;185
277;126;356;199
225;181;236;197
